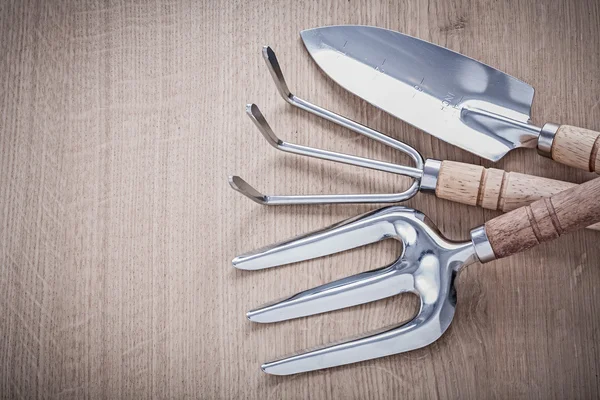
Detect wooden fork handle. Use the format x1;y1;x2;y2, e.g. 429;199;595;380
434;160;600;231
484;176;600;259
547;125;600;173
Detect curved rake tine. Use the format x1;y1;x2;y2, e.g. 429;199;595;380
247;262;415;323
228;175;420;205
228;176;268;205
245;104;423;178
232;207;400;270
262;46;293;101
262;46;424;169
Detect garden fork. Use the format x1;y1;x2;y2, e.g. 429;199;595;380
233;177;600;375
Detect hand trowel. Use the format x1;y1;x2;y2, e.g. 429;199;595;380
300;25;600;173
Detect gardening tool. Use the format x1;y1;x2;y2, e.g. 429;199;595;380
233;177;600;375
229;47;600;230
300;25;600;173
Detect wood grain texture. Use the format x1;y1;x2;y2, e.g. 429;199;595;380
435;160;600;230
435;160;485;206
486;177;600;258
0;0;599;398
551;125;600;172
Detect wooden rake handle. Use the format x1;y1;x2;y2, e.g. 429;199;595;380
434;160;600;231
550;125;600;173
484;176;600;259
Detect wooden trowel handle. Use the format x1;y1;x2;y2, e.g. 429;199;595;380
434;160;600;231
550;125;600;173
484;176;600;259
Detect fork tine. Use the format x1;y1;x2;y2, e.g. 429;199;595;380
260;304;449;375
232;207;400;270
247;262;415;323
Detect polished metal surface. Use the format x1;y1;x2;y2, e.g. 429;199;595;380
470;225;496;263
301;25;543;161
229;104;421;204
234;207;485;375
419;159;441;192
229;46;430;204
537;122;559;158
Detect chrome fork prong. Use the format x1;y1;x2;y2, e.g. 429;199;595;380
232;207;400;270
261;308;438;375
258;258;461;375
247;262;416;323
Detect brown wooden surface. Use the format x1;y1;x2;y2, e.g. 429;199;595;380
1;0;599;398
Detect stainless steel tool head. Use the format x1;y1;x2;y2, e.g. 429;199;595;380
229;46;425;205
300;25;541;161
233;207;483;375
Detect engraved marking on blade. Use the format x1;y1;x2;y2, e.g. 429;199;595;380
375;58;387;74
441;92;462;112
442;92;455;108
413;78;425;98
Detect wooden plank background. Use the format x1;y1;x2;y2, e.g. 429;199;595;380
1;0;599;398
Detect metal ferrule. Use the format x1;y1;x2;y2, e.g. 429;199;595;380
419;159;441;192
537;122;560;158
470;225;495;263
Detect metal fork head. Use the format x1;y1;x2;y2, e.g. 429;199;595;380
233;206;479;375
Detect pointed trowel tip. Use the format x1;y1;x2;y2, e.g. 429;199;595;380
300;28;321;37
301;25;347;35
300;29;321;55
300;26;340;54
299;27;321;42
